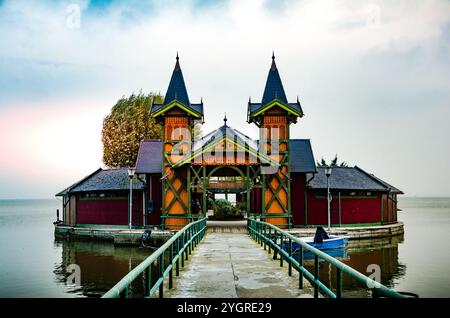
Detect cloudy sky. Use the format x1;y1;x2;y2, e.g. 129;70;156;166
0;0;449;199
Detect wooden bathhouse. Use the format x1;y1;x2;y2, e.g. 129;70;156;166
56;55;402;229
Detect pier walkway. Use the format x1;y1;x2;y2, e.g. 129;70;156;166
165;232;314;298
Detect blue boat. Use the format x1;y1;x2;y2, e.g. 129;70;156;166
300;248;348;260
282;235;349;252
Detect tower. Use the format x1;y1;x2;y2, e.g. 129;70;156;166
150;54;204;229
247;53;303;228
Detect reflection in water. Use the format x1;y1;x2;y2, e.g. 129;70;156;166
54;239;157;297
2;198;448;298
298;235;406;297
55;234;406;298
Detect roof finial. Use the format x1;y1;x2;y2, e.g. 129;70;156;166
176;51;179;61
224;113;228;125
270;51;277;70
200;96;203;104
248;96;251;104
297;95;299;103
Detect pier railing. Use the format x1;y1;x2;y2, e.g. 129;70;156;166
247;217;405;298
102;217;207;298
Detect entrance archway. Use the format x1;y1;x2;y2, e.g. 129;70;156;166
188;165;262;220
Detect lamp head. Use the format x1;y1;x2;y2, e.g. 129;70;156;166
325;166;332;177
128;168;136;178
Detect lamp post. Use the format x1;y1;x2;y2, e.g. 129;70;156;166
325;166;333;231
128;168;136;230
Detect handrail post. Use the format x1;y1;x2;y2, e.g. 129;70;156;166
263;225;266;250
185;232;189;261
145;266;151;297
176;237;180;276
288;238;292;276
159;253;164;299
279;233;283;267
268;227;272;254
120;286;128;298
188;228;192;255
260;223;263;247
336;268;342;298
314;255;319;298
273;231;277;260
181;233;185;267
169;244;173;289
299;246;304;289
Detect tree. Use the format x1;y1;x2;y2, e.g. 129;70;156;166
102;92;163;168
317;154;349;167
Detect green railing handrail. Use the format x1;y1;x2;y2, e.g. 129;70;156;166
247;217;405;298
102;217;207;298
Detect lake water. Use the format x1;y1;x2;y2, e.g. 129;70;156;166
0;197;449;298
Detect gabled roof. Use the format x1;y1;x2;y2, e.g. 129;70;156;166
307;166;403;194
134;135;317;173
175;121;276;168
55;168;103;196
247;54;303;123
135;140;163;174
56;168;145;196
357;167;404;194
290;139;317;173
150;55;204;119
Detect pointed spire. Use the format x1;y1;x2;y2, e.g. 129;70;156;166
262;52;287;105
271;51;277;71
163;53;190;106
248;96;251;104
297;95;299;104
200;96;203;104
174;52;180;71
223;113;228;126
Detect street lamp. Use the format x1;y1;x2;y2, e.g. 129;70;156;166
325;166;333;231
128;168;136;230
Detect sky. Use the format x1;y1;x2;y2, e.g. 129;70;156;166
0;0;449;199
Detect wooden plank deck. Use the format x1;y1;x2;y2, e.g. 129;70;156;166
165;232;314;298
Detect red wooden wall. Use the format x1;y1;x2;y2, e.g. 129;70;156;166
76;192;143;226
146;174;162;226
291;173;306;225
305;191;382;225
250;187;261;214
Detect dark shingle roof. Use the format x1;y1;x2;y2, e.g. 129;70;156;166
361;168;404;194
56;168;145;195
307;166;402;193
247;56;303;122
55;168;103;196
290;139;317;173
192;124;259;154
163;56;190;106
135;140;163;174
134;133;316;173
262;56;287;105
150;56;204;117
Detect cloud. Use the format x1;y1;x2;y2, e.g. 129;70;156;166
0;0;449;197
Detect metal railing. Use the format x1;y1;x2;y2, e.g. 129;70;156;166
247;217;405;298
102;217;207;298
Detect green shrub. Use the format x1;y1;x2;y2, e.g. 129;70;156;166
213;199;244;219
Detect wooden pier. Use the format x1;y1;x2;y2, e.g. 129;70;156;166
166;232;314;298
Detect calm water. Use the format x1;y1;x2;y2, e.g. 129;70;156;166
0;197;449;298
